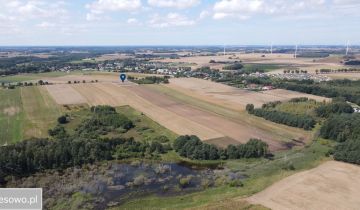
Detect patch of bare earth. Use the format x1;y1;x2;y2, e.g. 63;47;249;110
246;161;360;210
3;107;20;116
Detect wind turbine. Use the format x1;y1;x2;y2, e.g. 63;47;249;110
346;41;350;56
270;42;273;55
294;44;298;58
223;44;226;57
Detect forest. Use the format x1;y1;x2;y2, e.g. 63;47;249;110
0;106;169;184
0;53;101;76
320;114;360;164
276;79;360;105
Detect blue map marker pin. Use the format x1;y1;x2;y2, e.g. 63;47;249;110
120;73;127;83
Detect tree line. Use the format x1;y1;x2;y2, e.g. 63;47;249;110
128;76;169;84
276;79;360;106
173;135;268;160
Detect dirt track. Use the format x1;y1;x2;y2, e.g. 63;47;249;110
247;161;360;210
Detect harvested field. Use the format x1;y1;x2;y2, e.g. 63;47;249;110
45;75;120;84
46;84;87;105
262;89;330;102
154;53;346;73
70;83;223;140
247;161;360;210
45;81;309;150
168;78;330;109
126;85;286;150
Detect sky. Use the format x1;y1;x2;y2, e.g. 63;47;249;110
0;0;360;46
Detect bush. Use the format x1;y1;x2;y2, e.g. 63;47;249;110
179;175;192;188
229;180;243;187
57;115;68;124
245;104;254;113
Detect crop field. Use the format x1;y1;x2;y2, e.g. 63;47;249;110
247;161;360;210
44;78;314;150
0;71;82;83
47;82;223;140
0;86;62;144
167;78;330;110
21;86;62;139
154;53;348;73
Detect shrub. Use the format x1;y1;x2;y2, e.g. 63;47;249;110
57;115;68;124
179;175;192;188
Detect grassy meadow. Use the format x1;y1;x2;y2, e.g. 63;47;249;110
0;88;24;144
21;86;62;139
0;86;62;144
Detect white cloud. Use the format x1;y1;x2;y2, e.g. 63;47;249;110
149;13;196;27
148;0;200;9
86;0;142;21
212;0;331;20
127;18;141;25
36;21;56;28
86;0;141;13
333;0;360;5
199;10;210;19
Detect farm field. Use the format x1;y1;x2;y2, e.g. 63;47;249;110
45;84;87;105
148;84;312;145
0;71;83;83
154;53;348;73
167;78;330;110
21;86;62;139
45;79;313;150
247;161;360;210
0;86;62;144
50;82;224;140
324;72;360;80
0;88;24;145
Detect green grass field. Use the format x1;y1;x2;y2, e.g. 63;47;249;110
0;71;83;83
21;86;62;139
0;88;24;145
274;100;322;117
242;63;283;72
